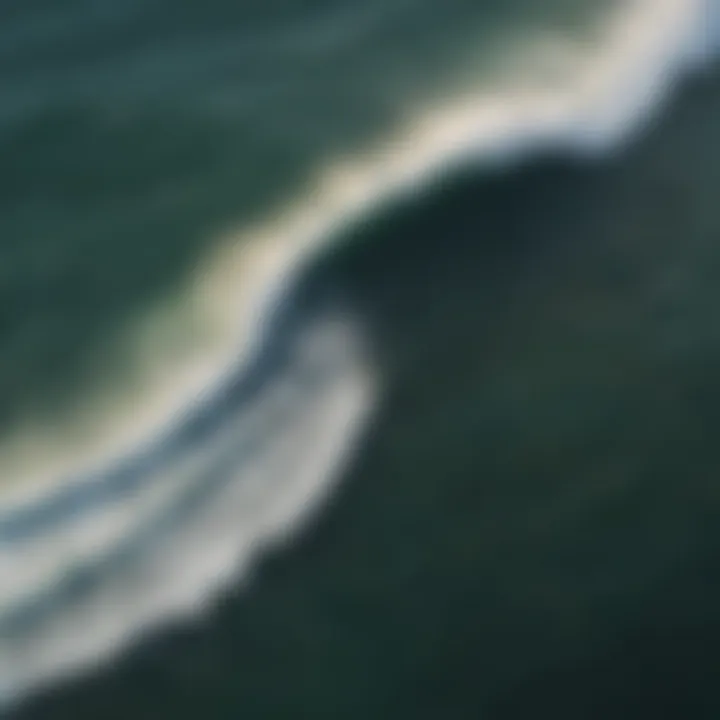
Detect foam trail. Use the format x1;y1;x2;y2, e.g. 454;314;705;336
0;310;376;705
0;0;718;707
0;308;369;616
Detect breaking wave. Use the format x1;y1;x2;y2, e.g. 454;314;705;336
0;0;718;708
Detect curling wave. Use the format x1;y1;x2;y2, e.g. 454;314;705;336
0;0;719;707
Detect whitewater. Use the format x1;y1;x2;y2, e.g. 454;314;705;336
1;0;719;708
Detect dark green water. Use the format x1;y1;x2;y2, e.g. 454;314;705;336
3;0;720;717
12;54;720;719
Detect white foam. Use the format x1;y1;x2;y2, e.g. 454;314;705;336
0;0;718;707
0;313;376;705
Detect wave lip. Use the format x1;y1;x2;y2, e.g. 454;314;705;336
1;0;715;520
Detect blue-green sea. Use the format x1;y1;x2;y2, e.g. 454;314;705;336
2;0;720;717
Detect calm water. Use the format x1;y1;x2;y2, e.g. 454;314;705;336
2;0;720;716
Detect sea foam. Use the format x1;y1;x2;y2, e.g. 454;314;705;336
0;0;718;707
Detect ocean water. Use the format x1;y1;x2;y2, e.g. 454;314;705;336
2;0;720;716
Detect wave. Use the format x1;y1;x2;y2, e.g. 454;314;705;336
0;0;718;708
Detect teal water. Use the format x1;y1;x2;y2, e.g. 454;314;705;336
0;0;611;433
2;0;720;716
